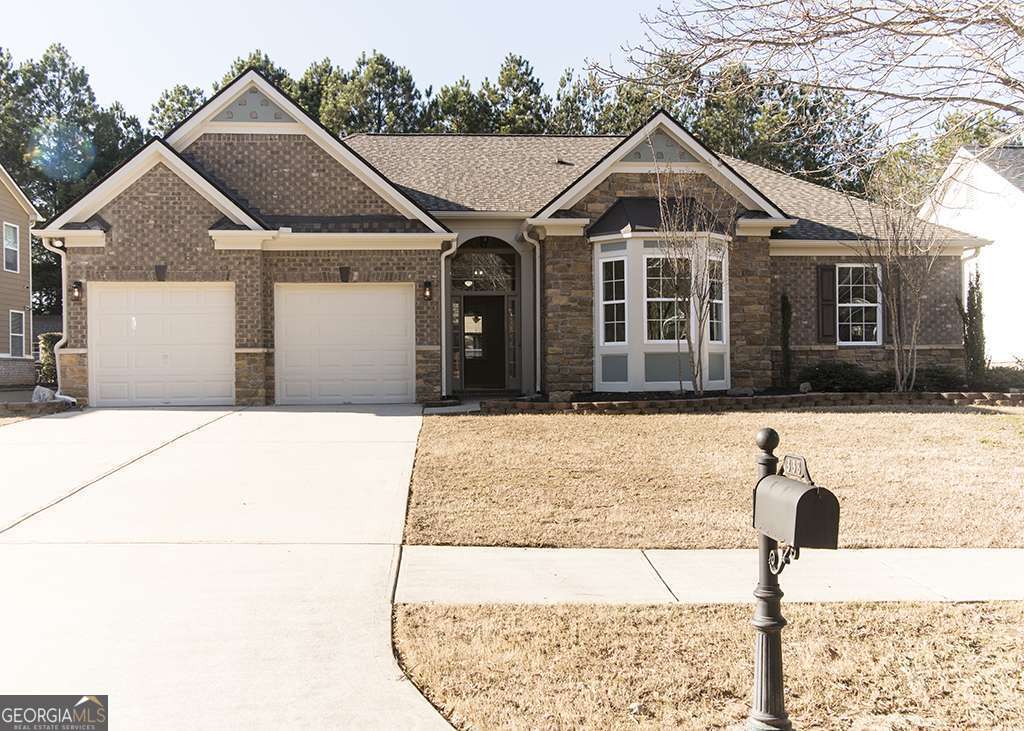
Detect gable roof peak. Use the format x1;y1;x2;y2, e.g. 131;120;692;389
163;67;451;234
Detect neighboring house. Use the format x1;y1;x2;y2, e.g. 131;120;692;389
0;162;40;386
33;70;979;407
923;146;1024;364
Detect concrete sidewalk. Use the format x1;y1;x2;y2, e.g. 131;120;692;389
396;546;1024;604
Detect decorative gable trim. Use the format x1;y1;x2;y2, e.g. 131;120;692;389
532;110;789;222
36;139;266;233
165;69;451;235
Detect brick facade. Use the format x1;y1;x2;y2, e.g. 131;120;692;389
58;161;442;405
183;134;428;232
770;255;964;384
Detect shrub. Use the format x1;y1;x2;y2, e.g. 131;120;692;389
959;270;986;387
797;361;879;392
36;332;61;387
978;366;1024;392
911;365;967;392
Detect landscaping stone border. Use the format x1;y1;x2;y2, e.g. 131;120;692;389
480;391;1024;415
0;400;74;418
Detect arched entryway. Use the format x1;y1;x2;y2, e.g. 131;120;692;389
449;237;522;393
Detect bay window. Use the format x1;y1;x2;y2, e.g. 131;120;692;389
644;256;689;343
601;258;627;344
594;238;730;391
709;258;724;342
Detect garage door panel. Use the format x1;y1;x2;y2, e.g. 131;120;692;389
89;283;235;407
275;284;415;404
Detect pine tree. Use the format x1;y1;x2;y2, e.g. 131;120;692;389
148;84;206;137
960;269;986;387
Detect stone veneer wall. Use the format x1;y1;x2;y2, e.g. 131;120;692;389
539;235;592;394
58;161;443;404
769;255;964;385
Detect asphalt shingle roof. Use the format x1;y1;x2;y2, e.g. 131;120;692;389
345;133;622;213
976;146;1024;192
347;132;982;244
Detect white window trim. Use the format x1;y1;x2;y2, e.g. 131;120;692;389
836;263;883;346
3;222;19;273
9;309;25;357
643;253;690;345
599;256;628;346
708;254;726;344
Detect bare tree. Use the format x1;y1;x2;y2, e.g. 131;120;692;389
846;155;947;391
649;154;737;394
601;0;1024;179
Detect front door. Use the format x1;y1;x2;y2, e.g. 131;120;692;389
462;295;505;389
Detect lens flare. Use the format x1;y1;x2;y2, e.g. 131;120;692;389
27;117;96;182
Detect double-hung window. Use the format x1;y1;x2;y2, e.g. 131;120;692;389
3;223;18;273
644;256;689;342
708;258;724;342
836;263;881;345
9;310;25;357
601;258;627;344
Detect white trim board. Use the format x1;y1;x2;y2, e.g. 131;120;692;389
39;140;264;232
533;111;789;222
166;71;449;235
210;230;455;251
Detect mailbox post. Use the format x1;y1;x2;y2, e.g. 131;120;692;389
748;427;840;731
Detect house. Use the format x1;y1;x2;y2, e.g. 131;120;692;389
32;69;978;407
0;162;40;386
923;146;1024;364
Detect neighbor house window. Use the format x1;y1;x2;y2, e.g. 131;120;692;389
836;263;882;345
9;310;24;357
3;223;18;273
601;258;627;344
644;256;689;342
708;258;724;342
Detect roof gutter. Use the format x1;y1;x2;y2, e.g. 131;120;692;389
37;237;76;404
521;224;543;395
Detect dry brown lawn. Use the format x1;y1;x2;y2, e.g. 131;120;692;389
395;601;1024;730
407;406;1024;548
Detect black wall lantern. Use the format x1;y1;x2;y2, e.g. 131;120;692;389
423;280;433;301
70;281;83;301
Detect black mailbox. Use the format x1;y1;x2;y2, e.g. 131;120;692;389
753;472;840;549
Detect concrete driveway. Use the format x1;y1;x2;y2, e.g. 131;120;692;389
0;406;448;730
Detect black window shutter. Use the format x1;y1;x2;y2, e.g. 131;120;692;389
817;264;836;343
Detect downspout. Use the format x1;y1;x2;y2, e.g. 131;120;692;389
521;225;543;394
40;236;75;403
439;239;459;398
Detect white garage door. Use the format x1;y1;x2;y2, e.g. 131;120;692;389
275;283;415;404
88;283;235;406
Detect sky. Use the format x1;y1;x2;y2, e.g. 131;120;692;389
2;0;661;125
